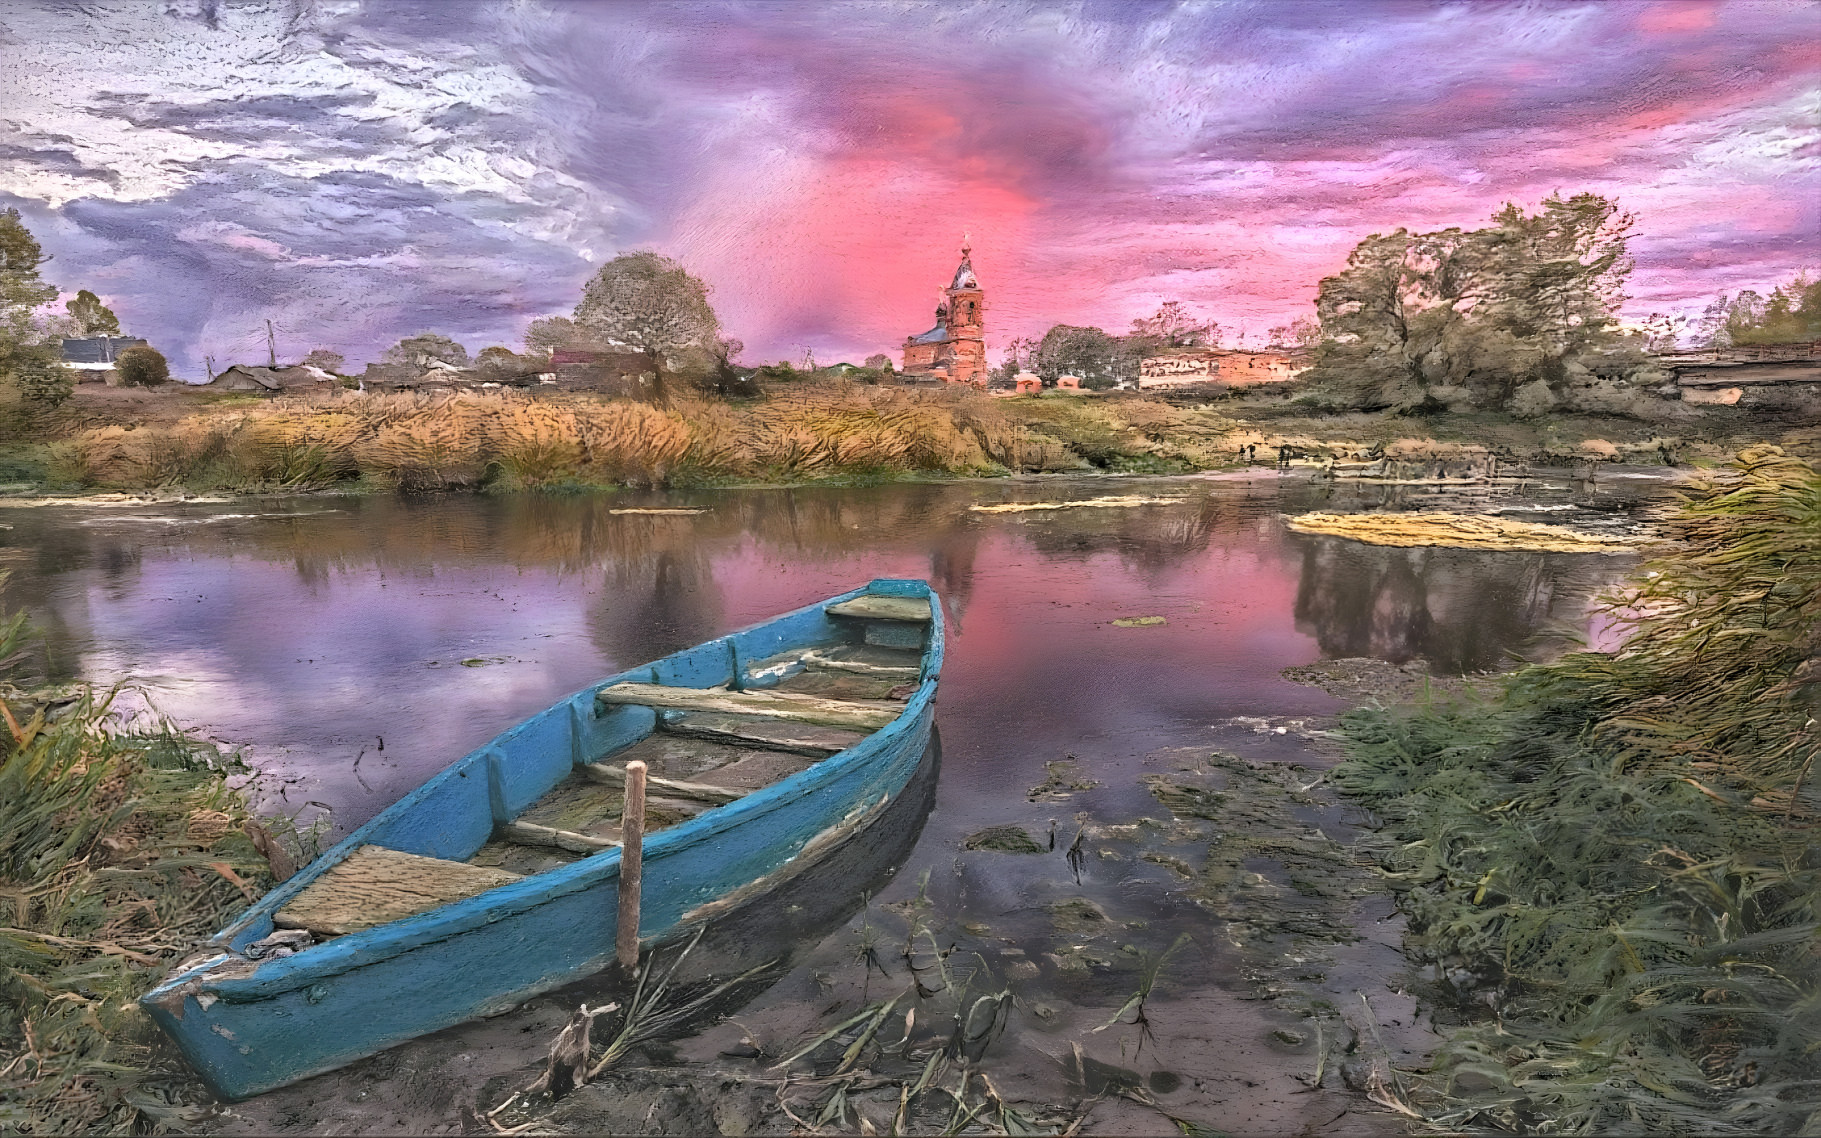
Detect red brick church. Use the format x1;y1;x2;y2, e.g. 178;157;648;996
901;239;986;385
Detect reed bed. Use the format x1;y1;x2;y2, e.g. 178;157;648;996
1333;447;1821;1134
0;584;296;1133
55;388;1252;493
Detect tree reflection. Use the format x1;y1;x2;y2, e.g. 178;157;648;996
1290;534;1612;672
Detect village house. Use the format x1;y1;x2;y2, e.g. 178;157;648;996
205;364;340;394
547;347;652;395
60;336;148;385
900;239;987;386
1137;348;1305;390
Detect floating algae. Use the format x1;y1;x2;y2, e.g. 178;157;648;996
1111;615;1167;627
963;824;1046;853
969;494;1186;514
1028;758;1101;801
607;507;709;516
1284;510;1650;553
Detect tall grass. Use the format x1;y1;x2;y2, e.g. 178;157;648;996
0;583;290;1133
57;388;1252;493
1333;448;1821;1134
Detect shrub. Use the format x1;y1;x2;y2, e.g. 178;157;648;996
114;346;169;387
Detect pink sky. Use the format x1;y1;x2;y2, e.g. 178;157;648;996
4;0;1815;372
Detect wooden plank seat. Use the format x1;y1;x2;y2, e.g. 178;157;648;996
662;711;866;755
802;645;922;678
825;595;932;622
276;846;520;937
598;683;901;731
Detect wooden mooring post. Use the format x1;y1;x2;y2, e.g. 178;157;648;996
616;761;647;971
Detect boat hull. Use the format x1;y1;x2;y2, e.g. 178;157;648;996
141;580;941;1100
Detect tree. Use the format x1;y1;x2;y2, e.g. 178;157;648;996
572;252;721;393
863;353;893;372
1699;274;1821;347
524;316;584;358
382;332;469;370
1303;193;1636;412
1036;324;1120;389
64;290;120;337
115;345;169;387
1130;301;1218;349
1477;192;1634;359
301;347;345;373
0;208;66;410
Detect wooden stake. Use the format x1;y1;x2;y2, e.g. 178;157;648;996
616;761;647;971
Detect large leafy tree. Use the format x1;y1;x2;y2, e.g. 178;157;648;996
1036;324;1121;389
1307;193;1636;411
524;315;586;358
64;289;120;337
572;252;721;391
381;332;469;370
0;208;68;410
1129;301;1218;349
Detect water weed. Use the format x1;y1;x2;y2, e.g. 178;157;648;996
1333;448;1821;1133
0;579;301;1133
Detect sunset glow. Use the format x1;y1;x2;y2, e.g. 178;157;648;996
1;0;1814;373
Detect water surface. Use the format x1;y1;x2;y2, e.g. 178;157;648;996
1;470;1676;1131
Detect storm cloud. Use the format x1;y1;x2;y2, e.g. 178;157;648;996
0;0;1814;375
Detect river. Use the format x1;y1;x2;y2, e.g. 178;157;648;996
1;469;1675;1134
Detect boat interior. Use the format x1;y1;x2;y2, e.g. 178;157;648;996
266;593;934;943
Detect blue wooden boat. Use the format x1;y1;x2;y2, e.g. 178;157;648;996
142;579;943;1100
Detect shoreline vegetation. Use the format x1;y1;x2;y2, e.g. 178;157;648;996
0;585;299;1133
1330;448;1821;1134
0;381;1810;500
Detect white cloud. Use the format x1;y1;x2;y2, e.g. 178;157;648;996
0;0;618;245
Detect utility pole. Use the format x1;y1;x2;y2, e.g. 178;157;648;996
266;320;277;368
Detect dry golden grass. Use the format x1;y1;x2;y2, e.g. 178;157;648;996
57;386;1266;492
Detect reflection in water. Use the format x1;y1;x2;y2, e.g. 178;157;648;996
0;473;1681;1131
1289;536;1617;671
0;473;1670;836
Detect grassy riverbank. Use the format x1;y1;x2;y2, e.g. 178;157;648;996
9;382;1807;497
1332;447;1821;1133
0;592;296;1133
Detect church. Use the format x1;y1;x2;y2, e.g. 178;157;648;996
900;239;986;385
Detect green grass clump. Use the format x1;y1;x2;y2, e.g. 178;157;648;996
1334;447;1821;1134
0;586;291;1133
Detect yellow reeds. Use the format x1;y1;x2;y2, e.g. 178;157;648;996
55;385;1268;493
573;401;693;485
